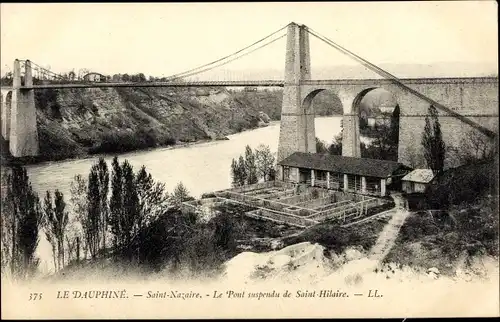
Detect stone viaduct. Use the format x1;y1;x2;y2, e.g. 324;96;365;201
1;22;498;165
277;23;498;168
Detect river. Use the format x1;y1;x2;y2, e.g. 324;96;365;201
26;116;349;200
22;116;373;273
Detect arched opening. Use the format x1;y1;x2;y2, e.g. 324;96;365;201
352;87;400;161
1;91;13;140
302;89;344;155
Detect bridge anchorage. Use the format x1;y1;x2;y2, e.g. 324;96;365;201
1;22;498;161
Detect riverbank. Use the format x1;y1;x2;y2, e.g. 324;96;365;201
0;120;280;169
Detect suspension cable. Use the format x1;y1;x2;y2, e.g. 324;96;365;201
164;23;290;80
29;60;65;80
306;27;497;139
168;33;286;81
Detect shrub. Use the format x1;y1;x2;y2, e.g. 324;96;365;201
201;192;216;199
298;209;311;217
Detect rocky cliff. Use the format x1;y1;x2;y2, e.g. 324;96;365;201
25;87;285;162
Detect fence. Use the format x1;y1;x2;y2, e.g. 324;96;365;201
208;180;391;227
261;188;297;200
276;188;331;205
245;209;319;228
308;197;382;222
214;190;319;214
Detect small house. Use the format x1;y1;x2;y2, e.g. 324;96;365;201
278;152;412;197
83;73;106;82
401;169;436;193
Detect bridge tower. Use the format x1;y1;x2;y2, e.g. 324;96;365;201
277;23;361;166
9;59;39;157
277;22;314;164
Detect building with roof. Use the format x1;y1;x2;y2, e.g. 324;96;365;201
277;152;412;197
401;169;436;194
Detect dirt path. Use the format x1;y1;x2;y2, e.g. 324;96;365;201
368;206;410;261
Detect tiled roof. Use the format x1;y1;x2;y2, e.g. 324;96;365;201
278;152;410;178
401;169;436;183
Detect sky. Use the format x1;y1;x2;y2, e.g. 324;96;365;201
1;2;498;79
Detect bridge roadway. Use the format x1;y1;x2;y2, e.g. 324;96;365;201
1;76;497;90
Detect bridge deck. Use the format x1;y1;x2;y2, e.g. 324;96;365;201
1;77;497;90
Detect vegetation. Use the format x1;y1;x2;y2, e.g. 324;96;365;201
42;190;69;272
422;105;446;175
1;166;43;280
425;161;496;209
231;145;276;187
447;128;498;166
1;155;247;280
89;129;177;155
389;156;498;274
385;196;498;274
315;105;400;161
244;146;259;185
283;216;390;254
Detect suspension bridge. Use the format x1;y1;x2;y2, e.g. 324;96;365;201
1;22;498;163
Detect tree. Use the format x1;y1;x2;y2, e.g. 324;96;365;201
86;166;101;258
255;144;276;182
316;138;328;154
389;105;400;147
96;158;109;251
121;74;130;82
422;105;446;175
42;191;57;271
244;145;258;185
1;174;15;277
120;160;140;253
210;213;236;255
385;104;401;161
172;182;191;207
109;156;123;248
3;166;42;279
137;73;146;82
70;174;87;259
237;155;247;186
136;165;169;226
53;190;68;269
230;159;240;187
42;190;69;271
328;134;343;155
448;129;497;166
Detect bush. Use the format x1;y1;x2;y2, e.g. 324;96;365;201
201;192;216;199
134;207;238;276
425;161;495;209
298;209;311;217
397;212;442;243
283;220;385;254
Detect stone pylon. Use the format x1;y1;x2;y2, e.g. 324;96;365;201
342;112;361;158
277;23;315;165
10;59;39;157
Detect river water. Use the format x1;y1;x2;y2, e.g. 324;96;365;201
26;116;347;200
24;116;367;273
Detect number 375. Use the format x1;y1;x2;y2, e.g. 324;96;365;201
29;292;42;301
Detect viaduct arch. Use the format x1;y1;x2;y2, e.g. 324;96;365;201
277;23;498;172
